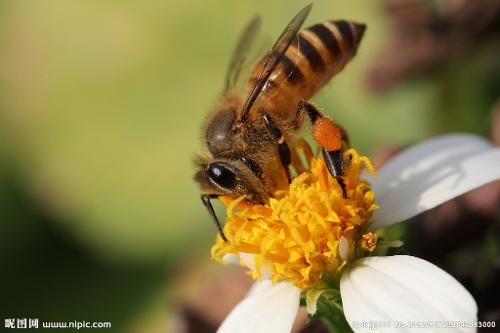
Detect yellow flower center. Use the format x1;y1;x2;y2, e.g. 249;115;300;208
211;148;378;289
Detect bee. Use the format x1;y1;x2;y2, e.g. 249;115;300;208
194;4;366;241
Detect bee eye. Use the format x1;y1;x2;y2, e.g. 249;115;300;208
207;162;237;189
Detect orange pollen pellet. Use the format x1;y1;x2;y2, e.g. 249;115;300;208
312;117;342;151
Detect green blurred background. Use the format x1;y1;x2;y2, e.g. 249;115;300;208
0;0;497;332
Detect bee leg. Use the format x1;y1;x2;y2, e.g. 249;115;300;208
297;100;348;198
297;100;349;144
263;113;292;183
278;143;292;183
201;194;228;242
321;149;348;198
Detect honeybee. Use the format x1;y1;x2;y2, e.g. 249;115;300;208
194;4;366;241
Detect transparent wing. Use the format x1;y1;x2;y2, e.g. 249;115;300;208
238;3;312;123
224;16;262;92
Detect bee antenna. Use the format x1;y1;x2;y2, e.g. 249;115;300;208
201;194;228;242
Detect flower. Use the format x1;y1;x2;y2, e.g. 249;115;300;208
212;148;377;289
211;134;500;333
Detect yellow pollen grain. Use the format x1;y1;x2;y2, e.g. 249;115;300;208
211;148;378;289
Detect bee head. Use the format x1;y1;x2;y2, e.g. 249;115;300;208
193;155;267;203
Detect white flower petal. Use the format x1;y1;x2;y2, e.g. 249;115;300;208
239;252;256;270
245;280;268;297
339;236;349;261
217;280;301;333
239;252;273;279
222;253;241;265
372;134;500;228
340;255;477;333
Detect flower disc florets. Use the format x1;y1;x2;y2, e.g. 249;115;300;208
211;148;378;288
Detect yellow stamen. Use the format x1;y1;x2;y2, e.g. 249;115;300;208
211;148;378;289
359;232;378;252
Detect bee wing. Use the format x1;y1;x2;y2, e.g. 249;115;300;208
238;3;312;123
224;16;262;93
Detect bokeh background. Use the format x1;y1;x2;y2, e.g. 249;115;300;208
0;0;498;332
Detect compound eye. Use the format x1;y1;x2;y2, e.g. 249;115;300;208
207;162;237;189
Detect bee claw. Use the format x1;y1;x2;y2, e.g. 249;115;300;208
321;148;348;199
337;176;348;199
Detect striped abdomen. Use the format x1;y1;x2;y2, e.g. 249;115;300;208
249;20;366;121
